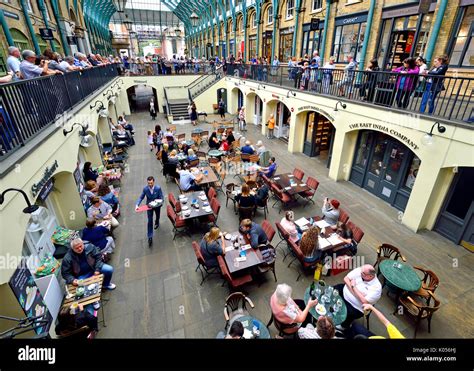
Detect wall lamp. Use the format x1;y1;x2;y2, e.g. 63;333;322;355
103;89;113;97
287;90;296;98
334;101;347;111
90;100;105;112
422;121;446;146
63;123;93;147
258;84;265;90
0;188;39;214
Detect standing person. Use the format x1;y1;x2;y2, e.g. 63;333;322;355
147;130;154;151
135;176;164;246
266;114;275;139
7;47;22;81
271;56;280;82
190;101;198;126
312;50;321;67
419;55;449;115
218;98;226;120
238;107;246;131
309;59;319;91
154;124;163;153
149;98;157;120
392;58;419;108
322;57;336;94
414;56;428;97
359;59;380;102
337;55;357;97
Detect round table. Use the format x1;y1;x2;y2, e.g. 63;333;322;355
185;139;194;146
304;285;347;326
192;128;204;134
232;315;271;339
177;153;187;162
379;260;422;292
208;149;224;158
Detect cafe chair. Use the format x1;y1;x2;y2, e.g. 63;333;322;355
374;243;407;275
287;239;317;281
204;197;221;227
225;183;238;212
412;266;440;299
240;153;251;163
217;127;225;135
168;193;181;213
176;133;185;142
191;133;201;147
192;241;219;285
255;194;269;219
200;130;209;146
187;159;200;168
167;205;190;240
217;255;253;291
207;186;218;201
275;222;291;260
223;292;255;331
213;168;227;195
267;313;299;338
257;244;277;285
196;151;208;166
301;176;319;207
56;326;96;340
174;177;193;195
338;208;350;226
262;220;276;243
249;154;260;164
168;125;177;133
261;174;272;188
398;291;441;338
270;183;293;213
238;205;255;221
347;221;364;245
292;168;305;181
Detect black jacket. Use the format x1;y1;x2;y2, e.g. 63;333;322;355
61;243;104;284
427;64;448;92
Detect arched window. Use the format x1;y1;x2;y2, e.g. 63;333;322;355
286;0;294;19
252;13;257;29
267;6;273;25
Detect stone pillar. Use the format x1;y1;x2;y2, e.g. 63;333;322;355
261;101;268;137
116;89;131;116
288;112;305;153
328;128;358;181
245;94;254;125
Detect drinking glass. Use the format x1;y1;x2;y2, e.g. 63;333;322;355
321;295;329;304
314;287;322;297
336;299;343;309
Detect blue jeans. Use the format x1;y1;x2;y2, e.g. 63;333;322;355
146;207;161;238
420;83;439;114
78;263;114;288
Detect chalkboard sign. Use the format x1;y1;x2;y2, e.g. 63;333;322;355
39;28;54;40
8;261;53;337
311;18;320;30
37;178;54;202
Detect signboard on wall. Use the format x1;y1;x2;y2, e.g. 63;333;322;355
8;261;53;337
39;29;54;41
310;18;320;30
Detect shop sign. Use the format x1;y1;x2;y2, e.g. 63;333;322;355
310;18;320;30
37;178;54;202
335;13;368;26
9;260;53;336
249;88;255;92
349;123;419;150
39;28;54;41
264;31;272;38
297;105;335;121
271;94;280;99
133;80;147;84
31;160;59;197
3;10;19;20
280;27;294;35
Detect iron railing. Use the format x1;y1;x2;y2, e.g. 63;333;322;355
0;64;120;160
125;61;223;76
226;64;474;124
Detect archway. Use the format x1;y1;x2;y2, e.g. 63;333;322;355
245;91;264;125
266;99;291;141
126;85;158;113
230;87;245;116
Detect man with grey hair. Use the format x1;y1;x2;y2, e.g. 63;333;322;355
60;238;116;290
19;50;60;79
59;56;82;72
270;283;318;334
7;46;21;80
334;264;381;330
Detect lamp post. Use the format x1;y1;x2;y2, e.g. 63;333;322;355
190;12;199;28
0;188;39;214
113;0;127;13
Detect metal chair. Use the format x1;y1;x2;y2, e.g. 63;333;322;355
191;241;220;285
223;292;255;331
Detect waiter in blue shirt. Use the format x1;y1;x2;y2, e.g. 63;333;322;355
135;176;164;246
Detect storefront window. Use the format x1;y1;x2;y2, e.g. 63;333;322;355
354;131;373;168
385;144;406;183
305;113;316;143
369;134;388;175
267;6;273;24
279;31;293;61
449;6;474;67
248;38;257;59
403;155;421;190
333;21;366;63
262;36;272;59
301;27;324;58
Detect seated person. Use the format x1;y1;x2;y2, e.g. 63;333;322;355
187;148;198;162
240;140;255;155
83;162;102;183
219;135;229;152
82;218;115;255
61;238;116;290
226;321;244;339
235;183;256;208
256;140;266;155
239;218;268;249
84;180;98;210
333;265;382;330
255;179;269;207
55;303;98;338
87;196;119;228
179;168;203;192
299;226;322;263
280;210;300;243
200;227;225;268
335;222;357;256
97;183;119;213
167;150;180;166
115;124;134;146
209;131;220;149
270;283;318;332
349;303;405;339
178;141;190;155
226;129;235;145
259;157;277;178
321;198;340;227
117;115;134;133
298;316;336;339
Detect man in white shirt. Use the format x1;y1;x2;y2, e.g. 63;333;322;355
7;47;22;80
334;264;381;330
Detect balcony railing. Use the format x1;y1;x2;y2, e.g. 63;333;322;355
126;62;223;76
226;64;474;124
0;64;120;161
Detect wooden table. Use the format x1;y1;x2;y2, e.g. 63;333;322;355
223;231;263;274
179;192;214;220
196;166;218;185
295;217;346;251
61;274;104;311
272;173;310;195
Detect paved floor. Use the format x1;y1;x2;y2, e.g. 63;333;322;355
97;106;474;339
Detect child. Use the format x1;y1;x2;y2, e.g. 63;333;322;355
147;131;154;151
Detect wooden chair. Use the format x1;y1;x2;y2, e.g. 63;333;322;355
238;206;255;221
200;130;209;146
293;168;305;181
301;176;319;207
217;255;253;290
176;133;185;142
267;313;299;338
187;159;200;168
166;205;189;239
347;221;364;244
398;291;441;338
374;243;407;275
262;220;276;243
223;292;255;330
270;183;293;213
196;151;208;166
240;153;251;163
257;244;277;285
249;154;260;164
217;127;225;135
168;125;177;133
207;186;218;200
412;266;440;299
191;241;219;285
213;168;227;194
225;183;237;213
287;239;317;281
168;193;181;213
174;177;193;194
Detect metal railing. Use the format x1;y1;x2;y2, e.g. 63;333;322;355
125;61;224;76
226;64;474;124
0;64;120;160
189;72;223;100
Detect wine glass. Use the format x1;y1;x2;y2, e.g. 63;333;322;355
321;294;329;304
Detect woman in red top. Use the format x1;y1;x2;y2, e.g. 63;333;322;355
219;134;229;152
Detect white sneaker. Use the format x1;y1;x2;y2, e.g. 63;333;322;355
93;301;101;310
105;283;116;290
335;324;346;331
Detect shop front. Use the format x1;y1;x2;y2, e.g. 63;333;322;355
274;101;291;141
301;20;324;58
332;13;368;63
248;35;257;59
350;130;421;211
254;95;263;125
262;31;272;59
303;111;334;159
279;27;294;62
376;3;436;69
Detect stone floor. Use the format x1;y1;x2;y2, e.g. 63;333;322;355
96;107;474;339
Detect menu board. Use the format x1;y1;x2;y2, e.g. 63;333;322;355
8;261;52;336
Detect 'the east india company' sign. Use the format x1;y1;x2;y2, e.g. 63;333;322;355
349;123;419;150
31;161;59;197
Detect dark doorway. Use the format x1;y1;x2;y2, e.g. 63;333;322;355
127;85;158;113
303;111;334;158
217;88;227;113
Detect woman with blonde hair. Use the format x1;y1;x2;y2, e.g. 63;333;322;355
235;183;256;208
200;227;225;268
299;226;321;263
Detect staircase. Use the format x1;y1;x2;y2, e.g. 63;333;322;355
188;71;223;100
168;100;190;122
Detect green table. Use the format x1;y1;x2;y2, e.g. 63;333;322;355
177;153;187;162
192;128;204;134
208;149;224;158
379;260;422;292
185;139;194;146
304;285;347;326
230;315;271;339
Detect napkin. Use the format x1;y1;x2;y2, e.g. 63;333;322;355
274;177;280;180
236;257;247;262
225;246;234;252
300;183;306;186
285;186;291;191
241;244;252;251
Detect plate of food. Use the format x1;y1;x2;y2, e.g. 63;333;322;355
25;286;37;311
180;198;188;204
225;233;232;240
315;304;327;315
199;195;207;201
181;205;189;211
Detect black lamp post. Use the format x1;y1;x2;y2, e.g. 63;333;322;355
0;188;39;214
